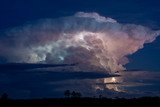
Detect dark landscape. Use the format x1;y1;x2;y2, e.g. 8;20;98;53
0;97;160;107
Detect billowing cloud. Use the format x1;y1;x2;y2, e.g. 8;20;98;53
0;12;159;72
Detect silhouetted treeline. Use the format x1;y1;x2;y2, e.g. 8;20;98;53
64;90;82;98
0;96;160;107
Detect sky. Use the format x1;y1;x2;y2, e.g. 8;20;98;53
0;0;160;99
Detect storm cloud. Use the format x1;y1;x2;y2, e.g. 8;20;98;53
0;12;159;72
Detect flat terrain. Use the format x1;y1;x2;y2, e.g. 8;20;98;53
0;97;160;107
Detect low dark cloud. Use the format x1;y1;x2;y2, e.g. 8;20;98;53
0;66;160;99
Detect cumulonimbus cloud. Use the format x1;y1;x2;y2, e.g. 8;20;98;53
0;12;159;72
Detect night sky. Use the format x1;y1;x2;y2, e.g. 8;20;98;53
0;0;160;99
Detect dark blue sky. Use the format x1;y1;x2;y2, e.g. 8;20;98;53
0;0;160;70
0;0;160;29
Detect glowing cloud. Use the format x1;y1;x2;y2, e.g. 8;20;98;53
0;12;159;72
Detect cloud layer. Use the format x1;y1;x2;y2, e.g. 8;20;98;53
0;12;159;72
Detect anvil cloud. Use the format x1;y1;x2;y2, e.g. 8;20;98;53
0;12;159;72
